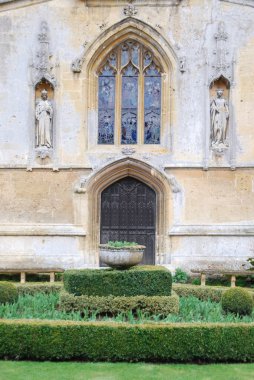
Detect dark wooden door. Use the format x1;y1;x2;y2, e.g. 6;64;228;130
100;177;156;265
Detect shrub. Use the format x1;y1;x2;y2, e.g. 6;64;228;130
64;266;172;297
59;291;179;316
16;283;63;296
173;284;227;302
0;320;253;362
221;288;254;316
173;268;189;284
104;241;139;248
0;282;18;304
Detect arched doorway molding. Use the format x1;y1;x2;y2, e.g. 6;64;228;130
86;157;173;265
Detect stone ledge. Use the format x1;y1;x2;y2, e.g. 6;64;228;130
85;0;181;6
221;0;254;8
0;224;86;236
169;224;254;236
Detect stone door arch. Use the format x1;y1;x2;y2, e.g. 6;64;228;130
86;158;172;266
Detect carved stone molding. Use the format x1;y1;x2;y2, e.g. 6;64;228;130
27;21;59;171
220;0;254;7
0;224;86;237
30;21;58;87
209;22;232;83
85;0;181;6
123;4;138;17
166;174;181;193
179;56;186;73
71;41;88;73
35;146;52;160
169;224;254;236
121;147;136;156
204;22;236;168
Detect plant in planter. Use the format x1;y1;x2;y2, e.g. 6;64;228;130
99;241;146;269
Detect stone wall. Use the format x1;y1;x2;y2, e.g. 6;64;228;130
0;0;254;270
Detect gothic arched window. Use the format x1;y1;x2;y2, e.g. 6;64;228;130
98;40;162;145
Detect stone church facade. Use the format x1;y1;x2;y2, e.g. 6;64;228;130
0;0;254;270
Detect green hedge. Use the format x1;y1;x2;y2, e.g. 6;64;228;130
59;291;179;316
221;288;254;316
64;266;172;297
0;319;253;362
173;284;254;303
16;283;63;296
0;282;18;304
173;284;228;302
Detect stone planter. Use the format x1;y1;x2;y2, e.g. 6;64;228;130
99;244;146;269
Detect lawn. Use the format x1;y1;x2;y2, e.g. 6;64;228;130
0;361;254;380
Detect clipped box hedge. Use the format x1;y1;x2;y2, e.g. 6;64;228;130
59;291;179;316
64;266;172;297
173;284;227;302
0;319;253;362
173;284;254;303
16;283;63;296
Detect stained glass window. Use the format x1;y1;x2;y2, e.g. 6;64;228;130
97;41;162;145
144;61;161;144
98;53;116;144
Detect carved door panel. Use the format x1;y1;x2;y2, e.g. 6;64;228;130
100;177;156;265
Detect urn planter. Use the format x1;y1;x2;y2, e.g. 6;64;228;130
99;243;146;269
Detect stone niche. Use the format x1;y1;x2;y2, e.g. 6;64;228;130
34;79;55;163
209;75;230;154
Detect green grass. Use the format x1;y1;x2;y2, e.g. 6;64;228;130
0;292;254;323
0;361;254;380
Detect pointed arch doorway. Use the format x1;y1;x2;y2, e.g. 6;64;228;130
100;177;156;265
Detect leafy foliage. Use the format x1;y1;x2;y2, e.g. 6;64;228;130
0;319;254;362
173;268;189;284
59;291;179;316
0;282;18;304
173;283;227;302
63;266;172;297
106;241;139;248
221;288;254;316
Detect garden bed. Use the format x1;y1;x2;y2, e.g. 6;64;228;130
0;287;254;362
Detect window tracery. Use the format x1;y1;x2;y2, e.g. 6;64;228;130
98;40;162;145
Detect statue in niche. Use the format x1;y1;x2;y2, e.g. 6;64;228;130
35;89;53;148
210;88;229;148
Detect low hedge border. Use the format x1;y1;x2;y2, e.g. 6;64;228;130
64;266;172;297
172;284;227;302
16;283;63;296
59;291;179;316
173;284;254;303
0;319;253;362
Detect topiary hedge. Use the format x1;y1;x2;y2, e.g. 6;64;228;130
221;288;254;316
173;284;228;302
0;282;18;304
64;266;172;297
0;319;253;362
16;283;63;296
59;291;179;316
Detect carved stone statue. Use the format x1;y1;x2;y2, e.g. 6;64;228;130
35;89;53;148
210;88;229;147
